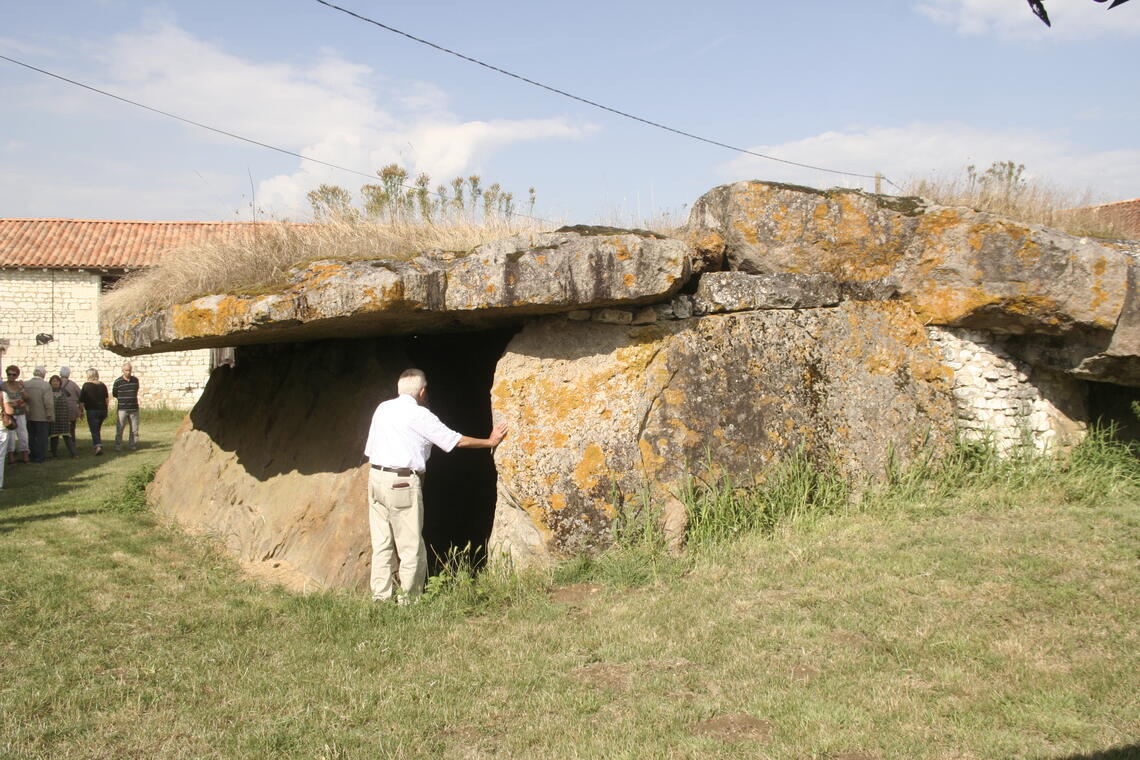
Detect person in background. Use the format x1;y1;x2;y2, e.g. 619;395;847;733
0;388;12;488
48;375;76;459
79;368;109;456
0;346;12;486
113;362;141;451
3;365;30;465
23;366;54;464
59;367;82;444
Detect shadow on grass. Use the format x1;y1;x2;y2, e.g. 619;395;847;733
1;416;175;515
1047;746;1140;760
0;508;101;533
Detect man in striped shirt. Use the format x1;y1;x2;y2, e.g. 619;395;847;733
112;362;141;451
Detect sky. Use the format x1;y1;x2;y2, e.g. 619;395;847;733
3;0;1139;224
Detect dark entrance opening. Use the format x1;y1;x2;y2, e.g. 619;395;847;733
403;327;517;571
1086;380;1140;446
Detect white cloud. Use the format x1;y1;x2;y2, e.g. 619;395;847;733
4;21;595;219
721;122;1140;202
916;0;1140;39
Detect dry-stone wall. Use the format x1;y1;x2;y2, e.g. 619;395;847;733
1;270;212;408
926;327;1088;451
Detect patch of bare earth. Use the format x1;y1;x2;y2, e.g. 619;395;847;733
690;713;772;742
570;662;632;690
239;558;323;594
549;582;602;606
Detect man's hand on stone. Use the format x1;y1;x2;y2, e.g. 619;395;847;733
490;423;508;446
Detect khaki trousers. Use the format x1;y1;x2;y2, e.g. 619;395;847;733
367;467;427;600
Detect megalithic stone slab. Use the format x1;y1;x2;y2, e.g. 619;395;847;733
488;301;955;564
682;180;1133;336
101;230;693;355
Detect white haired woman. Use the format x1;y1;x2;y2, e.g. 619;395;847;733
78;368;109;456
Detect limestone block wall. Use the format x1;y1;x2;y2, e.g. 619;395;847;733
0;269;212;409
926;326;1088;451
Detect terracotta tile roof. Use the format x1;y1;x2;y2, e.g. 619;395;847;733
0;219;266;269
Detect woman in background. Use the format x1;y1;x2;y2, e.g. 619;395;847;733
1;391;12;487
48;375;76;459
78;368;109;456
3;365;30;465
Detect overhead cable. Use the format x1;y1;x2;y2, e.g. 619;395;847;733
0;53;556;222
313;0;900;190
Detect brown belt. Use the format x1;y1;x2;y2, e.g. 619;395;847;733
371;464;419;477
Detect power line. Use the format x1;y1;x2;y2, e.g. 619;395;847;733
313;0;902;191
0;53;555;223
0;54;380;184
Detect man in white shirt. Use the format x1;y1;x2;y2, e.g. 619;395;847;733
364;368;508;602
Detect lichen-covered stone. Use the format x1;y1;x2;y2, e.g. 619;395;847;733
1070;258;1140;385
488;301;955;561
692;272;840;314
682;181;1133;336
102;231;692;355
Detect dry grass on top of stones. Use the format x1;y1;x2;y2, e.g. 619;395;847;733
100;216;546;322
906;160;1130;239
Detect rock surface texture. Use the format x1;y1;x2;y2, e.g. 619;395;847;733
147;342;400;592
103;230;691;355
489;302;954;563
683;181;1140;384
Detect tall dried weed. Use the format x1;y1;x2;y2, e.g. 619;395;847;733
906;160;1126;239
101;217;546;322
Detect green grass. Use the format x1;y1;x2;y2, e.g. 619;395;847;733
1;417;1137;759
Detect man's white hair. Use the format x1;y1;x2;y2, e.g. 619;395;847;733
397;368;427;396
33;365;46;377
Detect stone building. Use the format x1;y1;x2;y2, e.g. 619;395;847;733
0;219;248;408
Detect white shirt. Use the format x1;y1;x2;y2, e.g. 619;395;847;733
364;393;462;472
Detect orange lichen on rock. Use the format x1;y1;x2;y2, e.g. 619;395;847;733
638;437;666;478
685;228;726;257
909;285;994;326
171;296;255;338
915;207;964;240
573;444;608;491
295;261;347;290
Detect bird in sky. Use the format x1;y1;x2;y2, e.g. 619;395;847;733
1028;0;1132;27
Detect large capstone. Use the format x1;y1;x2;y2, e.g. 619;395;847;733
683;181;1134;335
102;230;693;355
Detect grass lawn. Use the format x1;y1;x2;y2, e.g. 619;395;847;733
1;414;1137;759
